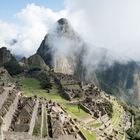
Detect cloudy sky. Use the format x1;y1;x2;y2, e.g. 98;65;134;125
1;0;140;61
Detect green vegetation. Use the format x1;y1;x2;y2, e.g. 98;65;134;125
122;102;140;140
19;77;65;102
81;128;96;140
64;104;90;119
18;77;89;120
90;122;102;128
118;133;123;140
18;77;97;140
33;116;41;136
104;101;113;118
111;100;123;128
42;109;48;137
37;72;52;89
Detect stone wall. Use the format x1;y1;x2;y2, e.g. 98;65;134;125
2;92;19;131
0;88;9;109
79;104;93;115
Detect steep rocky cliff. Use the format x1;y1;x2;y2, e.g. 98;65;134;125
0;47;23;75
0;67;12;85
96;61;140;103
37;18;85;75
0;47;13;66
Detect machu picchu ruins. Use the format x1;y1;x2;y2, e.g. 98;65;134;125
1;5;140;139
0;66;134;140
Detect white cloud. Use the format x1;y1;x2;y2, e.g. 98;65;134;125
0;3;66;56
0;20;17;51
1;1;140;62
66;0;140;61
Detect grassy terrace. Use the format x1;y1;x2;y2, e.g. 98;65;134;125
90;122;102;128
19;78;66;102
111;100;123;128
33;115;41;136
42;109;48;137
80;128;96;140
18;77;90;120
64;104;89;119
18;77;96;139
111;99;124;140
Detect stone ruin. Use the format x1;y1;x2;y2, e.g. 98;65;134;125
82;98;110;118
53;73;79;85
51;73;113;119
0;83;87;140
46;100;85;139
52;73;83;100
80;83;113;119
9;97;36;132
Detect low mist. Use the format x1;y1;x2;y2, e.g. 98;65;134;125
66;0;140;62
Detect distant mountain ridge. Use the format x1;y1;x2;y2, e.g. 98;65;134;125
96;61;140;103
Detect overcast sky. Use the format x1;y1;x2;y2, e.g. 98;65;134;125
0;0;140;61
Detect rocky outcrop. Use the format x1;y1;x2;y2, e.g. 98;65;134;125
19;54;49;71
0;47;13;66
19;57;29;68
0;67;12;85
0;47;23;75
28;54;49;71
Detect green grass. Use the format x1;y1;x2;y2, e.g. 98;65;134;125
42;109;48;137
19;78;66;103
81;128;96;140
18;77;89;120
118;132;123;140
64;104;90;119
33;115;41;136
90;123;102;128
111;100;123;128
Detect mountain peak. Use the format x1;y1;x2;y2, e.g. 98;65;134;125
56;18;74;36
57;18;68;25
